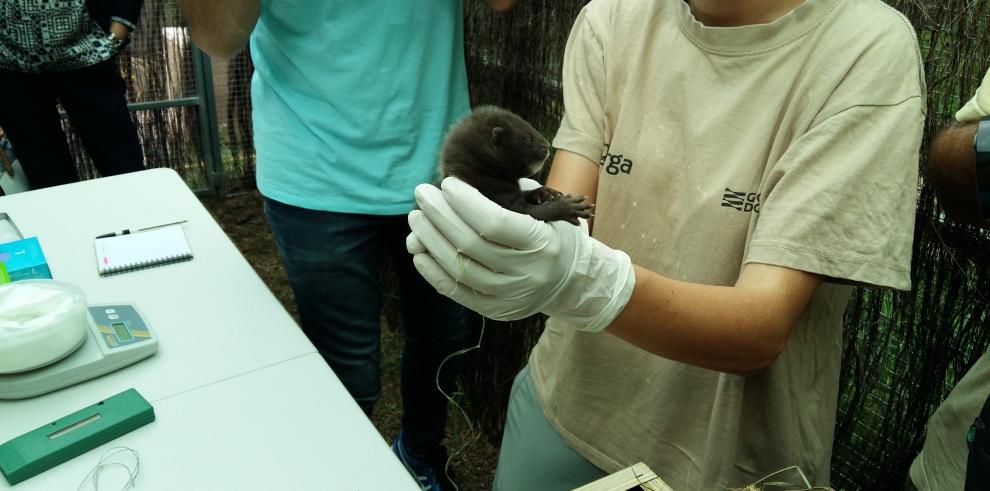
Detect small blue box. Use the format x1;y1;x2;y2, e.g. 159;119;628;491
0;237;52;284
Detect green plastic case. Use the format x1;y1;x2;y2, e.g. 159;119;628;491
0;388;155;485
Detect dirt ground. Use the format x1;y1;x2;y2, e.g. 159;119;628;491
200;191;499;491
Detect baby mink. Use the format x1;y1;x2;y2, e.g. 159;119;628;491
439;105;593;225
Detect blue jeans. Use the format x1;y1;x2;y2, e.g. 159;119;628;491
264;198;470;453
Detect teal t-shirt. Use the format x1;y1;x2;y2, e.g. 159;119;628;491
250;0;470;214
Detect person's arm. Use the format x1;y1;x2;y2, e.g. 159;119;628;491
178;0;261;60
408;178;821;376
546;149;600;230
546;152;817;374
607;263;820;375
926;121;988;226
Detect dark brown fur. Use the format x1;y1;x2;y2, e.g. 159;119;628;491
439;106;592;225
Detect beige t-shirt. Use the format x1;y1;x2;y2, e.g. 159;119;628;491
910;350;990;490
530;0;926;488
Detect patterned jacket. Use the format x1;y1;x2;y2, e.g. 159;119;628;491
0;0;144;73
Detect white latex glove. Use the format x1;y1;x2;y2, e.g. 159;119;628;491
957;68;990;122
406;177;636;332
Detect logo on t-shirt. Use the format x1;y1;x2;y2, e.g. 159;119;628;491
600;144;634;176
721;188;761;213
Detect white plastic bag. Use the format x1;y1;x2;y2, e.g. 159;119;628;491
0;280;88;373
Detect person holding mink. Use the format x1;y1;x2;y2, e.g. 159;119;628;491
407;0;926;488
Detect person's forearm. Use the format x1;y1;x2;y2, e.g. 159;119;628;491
178;0;260;60
546;150;817;373
605;264;821;375
546;149;600;230
926;121;986;226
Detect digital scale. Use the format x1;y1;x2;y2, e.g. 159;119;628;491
0;304;158;399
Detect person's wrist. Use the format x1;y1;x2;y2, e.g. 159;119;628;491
544;230;636;332
576;243;635;332
109;21;130;40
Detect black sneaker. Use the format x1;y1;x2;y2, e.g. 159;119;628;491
392;431;457;491
425;444;457;491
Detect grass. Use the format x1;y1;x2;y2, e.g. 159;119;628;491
199;191;500;491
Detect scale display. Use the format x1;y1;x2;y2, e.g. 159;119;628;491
88;304;152;349
0;303;158;399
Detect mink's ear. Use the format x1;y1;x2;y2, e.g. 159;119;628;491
490;126;505;147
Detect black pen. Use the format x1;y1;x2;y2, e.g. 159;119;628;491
95;220;188;239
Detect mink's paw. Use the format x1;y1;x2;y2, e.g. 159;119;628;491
557;194;595;225
527;194;594;225
524;186;565;205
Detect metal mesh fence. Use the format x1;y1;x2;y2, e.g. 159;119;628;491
124;4;196;103
67;105;208;187
211;50;255;192
63;0;209;187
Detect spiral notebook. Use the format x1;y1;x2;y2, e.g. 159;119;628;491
95;224;193;276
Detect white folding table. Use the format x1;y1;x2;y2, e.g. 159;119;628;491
0;169;418;490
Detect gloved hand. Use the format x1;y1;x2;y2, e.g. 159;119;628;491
957;68;990;122
406;177;636;332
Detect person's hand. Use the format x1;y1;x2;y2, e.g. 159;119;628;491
957;69;990;122
109;21;130;41
406;177;635;332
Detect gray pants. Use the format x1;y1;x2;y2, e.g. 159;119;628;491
493;365;608;490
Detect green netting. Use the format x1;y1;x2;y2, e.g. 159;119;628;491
831;2;990;488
